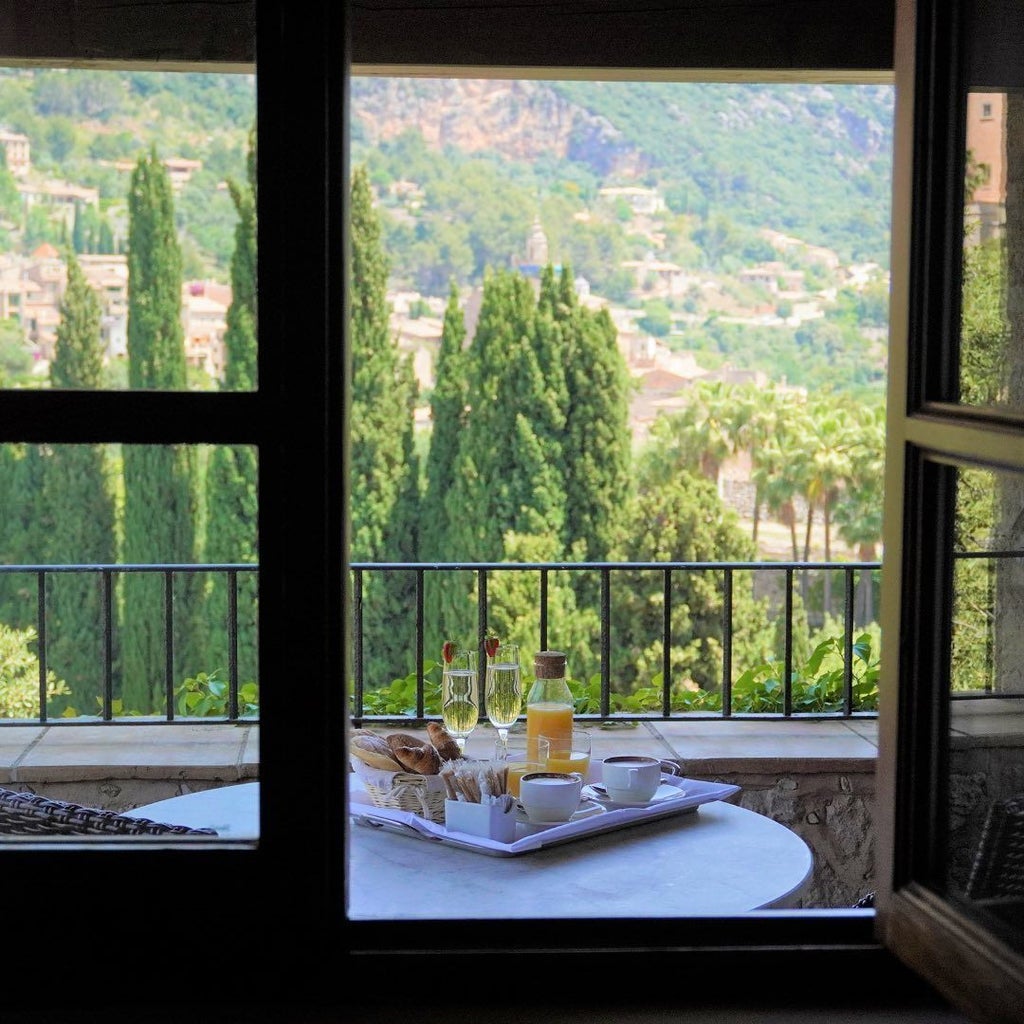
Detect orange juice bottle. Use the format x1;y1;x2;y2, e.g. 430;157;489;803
526;650;573;764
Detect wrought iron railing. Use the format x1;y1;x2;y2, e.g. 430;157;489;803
351;559;885;725
3;553;1014;728
0;563;257;725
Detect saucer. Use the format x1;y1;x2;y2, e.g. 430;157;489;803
514;798;605;828
586;782;687;808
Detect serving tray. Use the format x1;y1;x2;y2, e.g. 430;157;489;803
349;773;741;857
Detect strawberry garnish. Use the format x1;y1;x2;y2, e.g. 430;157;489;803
484;634;499;659
441;640;457;664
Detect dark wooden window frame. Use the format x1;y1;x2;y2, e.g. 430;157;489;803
0;0;961;1011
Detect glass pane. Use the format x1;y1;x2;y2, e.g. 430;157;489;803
0;68;256;392
348;75;892;917
947;464;1024;926
959;90;1023;410
0;441;258;841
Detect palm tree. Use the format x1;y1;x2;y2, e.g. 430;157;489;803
834;404;886;625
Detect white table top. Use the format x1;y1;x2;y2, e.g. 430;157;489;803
127;776;813;917
125;783;261;839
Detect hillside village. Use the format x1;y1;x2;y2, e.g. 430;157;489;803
385;185;889;452
0;128;227;381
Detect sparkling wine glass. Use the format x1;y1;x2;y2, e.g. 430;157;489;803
441;647;479;754
485;641;523;757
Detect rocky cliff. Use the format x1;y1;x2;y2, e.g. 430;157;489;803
351;77;649;179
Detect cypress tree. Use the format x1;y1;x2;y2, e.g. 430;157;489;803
447;267;553;561
121;149;200;712
44;248;117;712
421;281;466;561
205;126;259;690
559;265;633;563
0;444;48;630
421;282;467;649
349;164;420;680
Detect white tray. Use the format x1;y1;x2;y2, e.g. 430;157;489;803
349;773;741;857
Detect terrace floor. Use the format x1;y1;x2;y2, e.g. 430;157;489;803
0;716;878;805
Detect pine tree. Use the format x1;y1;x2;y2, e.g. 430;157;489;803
204;126;259;690
44;249;117;712
349;164;420;680
121;149;201;712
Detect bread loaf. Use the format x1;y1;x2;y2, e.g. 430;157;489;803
385;732;427;759
349;731;404;772
426;722;462;762
391;742;442;775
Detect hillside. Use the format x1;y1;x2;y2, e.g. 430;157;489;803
350;76;894;269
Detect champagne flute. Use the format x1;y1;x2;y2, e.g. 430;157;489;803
485;641;523;757
441;647;479;754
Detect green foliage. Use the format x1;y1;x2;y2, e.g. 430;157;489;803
636;299;672;337
561;289;633;566
730;632;880;713
122;152;201;710
205;126;259;688
0;148;20;224
350;164;421;682
355;659;443;717
44;251;118;709
353;628;880;719
175;669;259;718
0;446;48;629
0;329;33;384
0;623;71;719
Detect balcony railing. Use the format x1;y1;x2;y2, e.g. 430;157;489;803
351;559;884;725
5;555;1015;728
0;563;258;726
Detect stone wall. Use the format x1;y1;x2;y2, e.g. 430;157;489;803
686;761;877;908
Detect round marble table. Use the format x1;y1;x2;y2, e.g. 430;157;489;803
127;778;813;917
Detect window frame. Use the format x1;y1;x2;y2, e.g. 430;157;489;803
0;0;952;1009
874;0;1024;1018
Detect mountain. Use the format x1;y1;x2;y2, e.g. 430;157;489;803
350;76;894;272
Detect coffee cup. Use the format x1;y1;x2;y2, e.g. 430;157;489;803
600;755;666;804
518;771;584;823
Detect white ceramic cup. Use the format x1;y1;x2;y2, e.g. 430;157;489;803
518;771;584;822
600;755;666;803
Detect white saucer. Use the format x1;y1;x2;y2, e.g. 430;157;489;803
514;798;605;829
586;782;687;808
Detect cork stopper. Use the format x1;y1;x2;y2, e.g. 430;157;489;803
533;650;567;679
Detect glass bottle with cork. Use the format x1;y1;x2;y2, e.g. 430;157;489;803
526;650;574;763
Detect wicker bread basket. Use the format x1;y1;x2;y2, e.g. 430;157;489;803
350;757;448;823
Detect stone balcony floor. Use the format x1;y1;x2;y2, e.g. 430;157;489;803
0;716;880;809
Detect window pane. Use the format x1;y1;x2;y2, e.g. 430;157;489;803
0;441;258;841
959;90;1023;411
0;67;256;392
947;464;1024;929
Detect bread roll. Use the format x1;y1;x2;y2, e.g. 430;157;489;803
349;732;403;772
427;722;462;762
385;732;427;758
391;742;441;775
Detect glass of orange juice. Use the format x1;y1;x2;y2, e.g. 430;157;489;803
540;729;591;780
500;734;548;799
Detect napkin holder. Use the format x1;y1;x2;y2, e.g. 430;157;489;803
444;798;517;843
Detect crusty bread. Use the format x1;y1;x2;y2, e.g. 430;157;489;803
385;732;427;758
390;742;441;775
349;731;403;772
426;722;462;762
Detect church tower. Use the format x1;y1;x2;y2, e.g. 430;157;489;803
525;216;549;266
